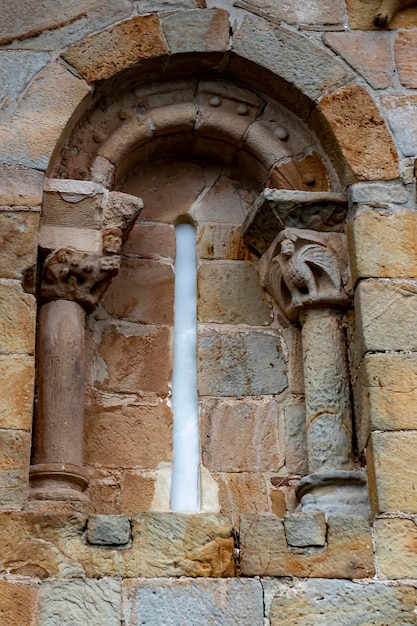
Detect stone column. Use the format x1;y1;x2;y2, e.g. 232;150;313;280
261;228;369;516
29;249;120;502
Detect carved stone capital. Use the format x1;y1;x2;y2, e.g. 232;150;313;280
40;247;121;309
259;228;351;320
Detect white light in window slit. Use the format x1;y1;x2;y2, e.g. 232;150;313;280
170;222;200;512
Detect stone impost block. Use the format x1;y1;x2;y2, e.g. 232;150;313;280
41;179;104;229
381;95;417;158
347;210;417;283
198;329;288;397
354;353;417;452
240;513;373;578
62;16;169;83
161;9;230;54
0;166;44;207
268;578;417;626
316;84;399;183
0;580;38;626
367;431;417;515
197;261;272;326
284;512;326;548
123;578;264;626
353;279;417;358
87;514;131;545
0;282;36;355
231;16;352;105
374;517;417;579
0;62;91;170
38;225;102;254
39;579;121;626
0;356;34;430
0;212;39;282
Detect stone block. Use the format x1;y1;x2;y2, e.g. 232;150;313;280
62;16;168;83
136;0;205;12
0;356;34;430
197;261;272;325
317;84;399;182
269;152;330;192
197;329;288;396
200;397;283;472
85;400;172;469
38;225;102;253
0;212;39;281
123;221;175;259
123;578;263;626
38;579;121;626
197;224;248;260
0;580;38;626
348;180;408;205
41;179;104;229
0;470;28;510
0;281;36;355
0;62;91;170
215;472;269;521
380;95;417;157
268;578;417;626
232;15;352;104
323;32;394;89
0;51;50;118
234;0;345;27
161;9;230;54
0;166;44;207
367;431;417;515
374;517;417;579
96;322;172;395
353;279;417;355
0;430;30;471
240;513;373;578
354;353;417;452
346;0;417;29
347;210;417;283
85;470;120;515
87;514;131;545
395;31;417;88
121;471;155;514
284;399;308;475
284;512;326;547
102;258;174;324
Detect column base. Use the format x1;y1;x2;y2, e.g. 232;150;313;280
29;463;89;503
295;470;370;517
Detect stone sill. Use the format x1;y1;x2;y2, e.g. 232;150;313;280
0;511;373;579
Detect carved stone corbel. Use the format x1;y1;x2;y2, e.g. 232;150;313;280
30;191;143;505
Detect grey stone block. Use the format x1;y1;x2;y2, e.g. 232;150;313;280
348;181;408;205
284;512;326;547
87;514;131;545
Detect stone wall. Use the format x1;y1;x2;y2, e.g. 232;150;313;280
2;0;417;624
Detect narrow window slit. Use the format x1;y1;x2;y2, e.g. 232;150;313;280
170;221;200;512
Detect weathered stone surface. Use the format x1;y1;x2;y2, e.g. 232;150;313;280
353;279;417;355
123;221;175;259
87;514;131;545
0;356;34;430
0;212;39;281
95;323;172;395
323;32;394;89
0;282;36;354
240;513;373;578
235;0;345;27
347;0;417;29
0;431;30;471
395;31;417;87
268;578;417;625
215;472;269;520
367;431;417;515
136;0;205;12
0;166;44;207
121;472;155;514
192;174;251;225
123;578;263;626
374;517;417;579
0;470;28;510
284;512;326;547
269;152;330;192
232;16;352;103
38;579;121;626
200;397;283;472
284;399;308;475
317;84;399;182
0;52;50;117
348;180;408;205
0;580;38;626
197;261;272;325
0;62;90;170
41;179;104;229
0;0;131;49
161;9;229;54
62;16;168;83
102;258;174;324
355;353;417;451
380;94;417;157
86;470;120;515
85;401;172;469
197;329;288;396
197;224;248;260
